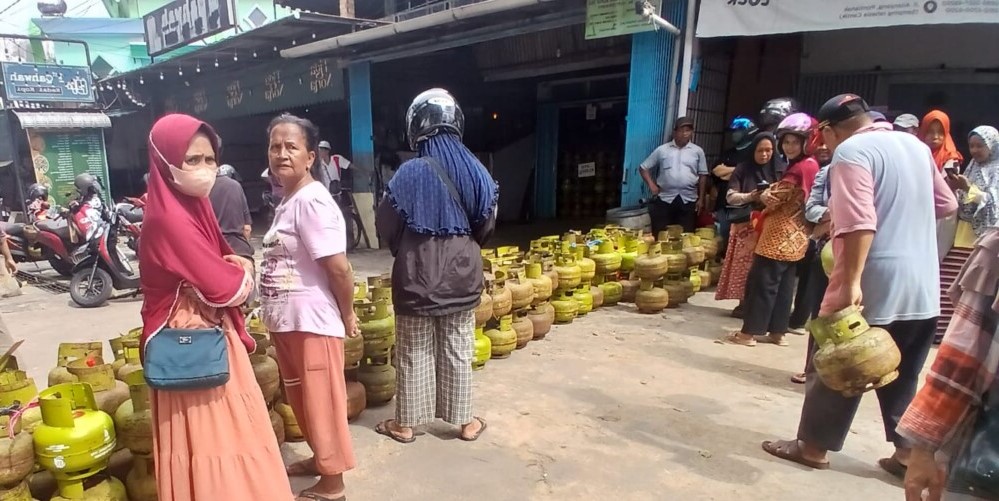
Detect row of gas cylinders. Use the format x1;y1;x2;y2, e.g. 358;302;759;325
468;225;723;366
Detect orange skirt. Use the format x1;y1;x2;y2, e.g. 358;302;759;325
151;321;294;501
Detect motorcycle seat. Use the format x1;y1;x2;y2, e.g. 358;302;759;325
0;222;24;237
35;219;71;241
118;207;144;224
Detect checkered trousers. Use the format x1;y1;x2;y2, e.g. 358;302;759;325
395;310;475;427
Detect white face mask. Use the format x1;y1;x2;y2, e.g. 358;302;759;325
150;134;217;198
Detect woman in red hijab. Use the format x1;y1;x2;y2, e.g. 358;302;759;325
139;114;293;501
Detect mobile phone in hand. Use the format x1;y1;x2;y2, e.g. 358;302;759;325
944;166;958;176
756;181;770;191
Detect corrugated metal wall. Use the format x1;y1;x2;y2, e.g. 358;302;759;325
619;0;686;208
797;73;879;114
473;25;626;70
686;48;732;168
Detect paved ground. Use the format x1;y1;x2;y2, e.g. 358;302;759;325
4;248;915;501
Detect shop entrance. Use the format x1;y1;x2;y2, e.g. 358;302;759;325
555;99;626;219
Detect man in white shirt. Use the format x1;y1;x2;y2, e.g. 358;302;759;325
639;117;709;234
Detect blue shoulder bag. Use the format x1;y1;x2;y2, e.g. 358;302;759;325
143;290;230;391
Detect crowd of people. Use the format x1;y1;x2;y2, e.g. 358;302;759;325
638;92;999;499
136;88;497;501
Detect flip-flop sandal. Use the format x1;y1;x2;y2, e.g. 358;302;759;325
790;372;807;384
459;417;487;442
789;327;808;336
375;419;416;444
755;334;789;347
762;440;830;470
716;332;757;347
878;456;907;480
297;491;346;501
285;459;318;477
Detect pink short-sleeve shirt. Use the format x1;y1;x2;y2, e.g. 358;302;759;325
260;181;347;337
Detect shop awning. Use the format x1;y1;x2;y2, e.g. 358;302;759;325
12;111;112;129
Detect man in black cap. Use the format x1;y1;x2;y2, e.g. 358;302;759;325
639;116;708;234
762;94;957;475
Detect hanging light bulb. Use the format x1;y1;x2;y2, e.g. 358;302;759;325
214;58;219;68
196;64;201;73
252;50;257;58
233;52;238;62
139;75;144;85
178;67;183;76
159;72;164;80
291;40;296;46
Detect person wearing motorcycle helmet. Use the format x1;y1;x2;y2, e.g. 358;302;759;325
763;94;958;478
722;113;820;348
25;183;51;221
759;97;801;133
712;116;761;258
216;163;243;183
375;88;497;445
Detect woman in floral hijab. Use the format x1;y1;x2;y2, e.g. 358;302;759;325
937;126;999;343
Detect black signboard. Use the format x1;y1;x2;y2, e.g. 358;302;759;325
143;0;237;58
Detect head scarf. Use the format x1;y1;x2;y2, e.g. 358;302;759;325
730;132;778;194
921;110;964;170
960;126;999;236
386;133;498;236
139;114;254;354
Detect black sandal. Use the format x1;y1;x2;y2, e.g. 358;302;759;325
375;419;416;444
297;491;346;501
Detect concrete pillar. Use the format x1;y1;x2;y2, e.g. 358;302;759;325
348;61;378;249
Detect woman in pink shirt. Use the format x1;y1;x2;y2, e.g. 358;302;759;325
260;113;358;501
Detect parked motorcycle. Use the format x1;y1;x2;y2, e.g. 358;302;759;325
115;195;144;252
2;183;95;277
69;176;140;308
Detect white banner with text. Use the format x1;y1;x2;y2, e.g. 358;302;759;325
697;0;999;38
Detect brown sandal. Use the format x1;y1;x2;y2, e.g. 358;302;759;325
717;332;756;347
375;419;416;444
878;456;907;480
285;458;319;477
790;372;807;384
762;440;830;470
459;417;487;442
297;491;346;501
755;334;789;346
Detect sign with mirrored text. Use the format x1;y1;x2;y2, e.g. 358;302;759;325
143;0;237;57
0;63;95;104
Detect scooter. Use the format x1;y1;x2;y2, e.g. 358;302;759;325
2;205;91;277
114;195;144;252
69;200;140;308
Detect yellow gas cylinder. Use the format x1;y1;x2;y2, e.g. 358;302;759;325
635;279;670;314
599;276;624;307
590;282;604;309
343;333;364;372
0;412;35;491
574;284;593;316
65;360;128;417
591;240;622;275
472;327;491;371
0;479;37;501
356;300;395;359
618;232;639;274
106;336;127;375
554;253;581;290
489;270;513;318
474;287;493;328
49;476;126;501
274;401;304;442
250;352;280;406
541;256;560;291
689;268;702;293
346;381;366;421
358;357;396;406
512;309;534;350
113;371;151;457
484;315;517;359
507;268;535;311
353;280;368;301
270;408;285;445
33;383;116;499
48;343;102;387
525;261;552;306
527;302;555;340
635;244;669;280
0;372;40;434
367;274;393;305
551;289;578;324
574;246;596;283
113;340;142;383
124;456;155;501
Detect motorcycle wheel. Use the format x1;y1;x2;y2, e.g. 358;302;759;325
69;267;113;308
48;257;74;278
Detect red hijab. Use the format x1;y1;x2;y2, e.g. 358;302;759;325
138;114;254;354
921;110;964;170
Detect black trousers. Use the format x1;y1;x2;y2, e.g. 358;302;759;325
649;196;697;236
789;241;820;329
797;317;938;451
798;249;829;373
741;254;797;336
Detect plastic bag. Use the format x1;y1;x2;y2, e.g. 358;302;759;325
0;265;22;298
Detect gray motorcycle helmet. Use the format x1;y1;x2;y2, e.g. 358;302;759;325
217;164;240;182
74;173;100;197
405;88;465;151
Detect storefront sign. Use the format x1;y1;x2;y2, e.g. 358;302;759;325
698;0;999;38
27;129;111;205
144;0;237;57
0;63;94;104
578;162;597;178
162;57;345;120
585;0;661;40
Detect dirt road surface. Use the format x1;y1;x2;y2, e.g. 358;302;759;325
4;249;912;501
